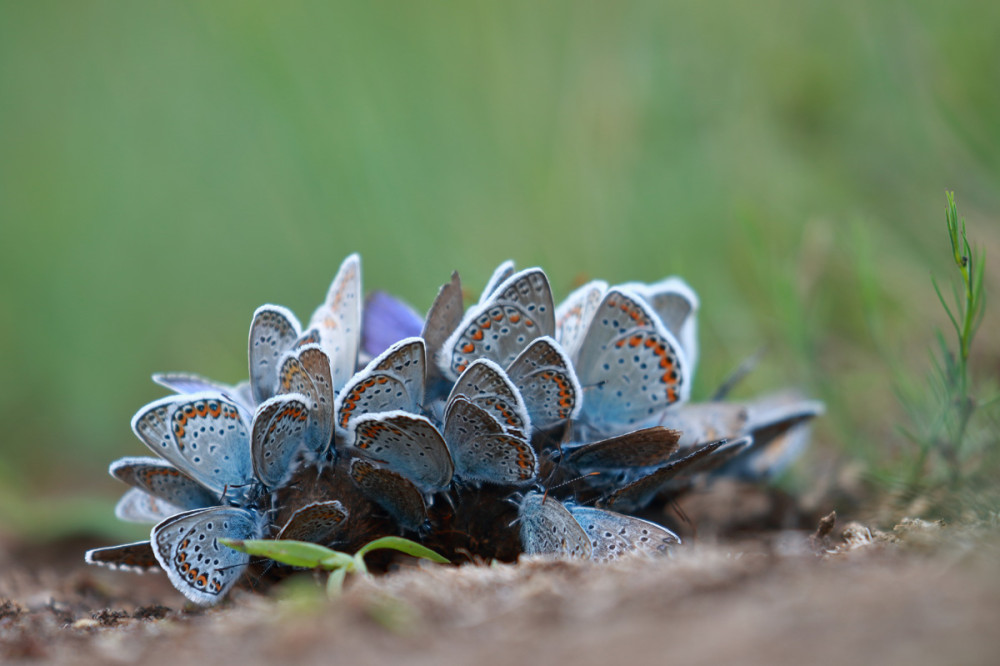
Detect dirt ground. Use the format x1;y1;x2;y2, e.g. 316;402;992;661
2;500;998;666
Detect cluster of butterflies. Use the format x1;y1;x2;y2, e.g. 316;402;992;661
86;254;823;605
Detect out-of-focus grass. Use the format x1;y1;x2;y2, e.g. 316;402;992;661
0;1;998;538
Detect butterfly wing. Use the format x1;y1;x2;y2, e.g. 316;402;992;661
637;277;699;376
563;426;681;471
334;337;426;432
349;458;428;531
439;268;555;380
276;345;335;454
248;305;303;405
308;254;362;391
115;488;187;524
447;359;531;438
505;336;581;429
251;394;313;488
421;271;463;374
518;492;592;558
575;288;689;434
152;506;264;605
110;456;218;509
567;505;680;562
554;280;607;363
477;260;515;304
131;393;255;498
351;411;453;492
443;398;537;486
85;541;161;572
276;500;349;544
599;438;736;511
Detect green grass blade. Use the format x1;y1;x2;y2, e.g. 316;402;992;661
327;567;348;597
220;538;350;569
355;536;450;563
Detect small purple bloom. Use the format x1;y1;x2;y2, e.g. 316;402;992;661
362;291;424;357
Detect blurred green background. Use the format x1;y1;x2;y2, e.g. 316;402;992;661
1;1;998;540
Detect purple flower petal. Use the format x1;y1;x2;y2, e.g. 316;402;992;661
362;291;424;357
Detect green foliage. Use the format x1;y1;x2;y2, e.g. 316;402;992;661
880;193;998;518
221;536;449;596
1;3;999;538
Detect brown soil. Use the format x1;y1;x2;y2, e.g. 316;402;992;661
2;501;998;665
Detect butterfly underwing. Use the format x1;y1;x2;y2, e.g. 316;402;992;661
563;426;682;471
348;458;428;531
151;506;265;605
308;254;362;391
85;540;161;572
554;280;607;363
518;491;592;559
110;456;218;510
334;336;426;433
251;393;313;489
248;304;303;405
574;288;689;434
443;398;538;486
350;410;454;492
439;268;555;381
505;336;582;430
276;500;349;544
275;344;335;454
446;358;531;438
131;393;256;500
566;505;680;562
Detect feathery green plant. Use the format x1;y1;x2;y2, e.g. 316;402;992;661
886;192;996;517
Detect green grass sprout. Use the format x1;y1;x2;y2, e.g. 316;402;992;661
220;536;449;597
882;192;997;518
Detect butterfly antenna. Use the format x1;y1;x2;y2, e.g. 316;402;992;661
549;472;601;500
669;497;695;538
711;345;767;401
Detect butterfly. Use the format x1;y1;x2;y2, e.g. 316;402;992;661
554;280;607;363
438;268;555;381
250;393;314;489
574;287;690;435
446;358;531;439
151;506;265;605
349;458;428;531
505;336;581;430
562;426;682;472
656;393;824;478
421;271;464;387
308;254;362;391
274;344;335;454
599;437;752;511
443;397;538;486
617;277;699;377
110;456;218;522
276;500;349;545
334;336;426;434
565;505;680;562
477;260;516;305
152;373;255;414
248;304;303;405
349;410;454;493
131;393;257;502
85;541;161;572
517;491;592;559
